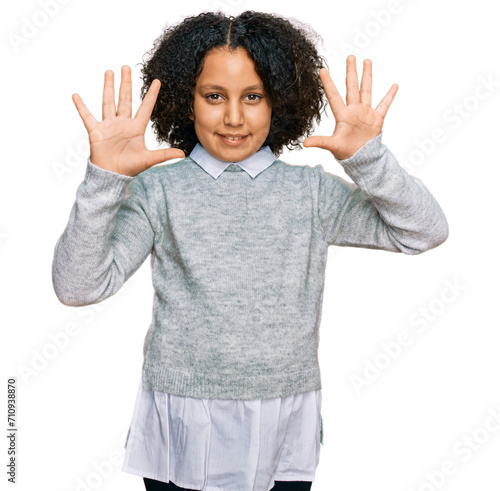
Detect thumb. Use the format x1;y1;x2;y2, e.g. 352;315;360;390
303;135;331;151
145;147;185;168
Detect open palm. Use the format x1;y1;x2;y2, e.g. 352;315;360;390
304;55;398;160
72;66;184;177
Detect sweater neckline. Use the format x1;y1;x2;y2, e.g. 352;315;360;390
187;155;280;183
185;157;282;206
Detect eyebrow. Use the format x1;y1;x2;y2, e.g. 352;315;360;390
198;84;264;91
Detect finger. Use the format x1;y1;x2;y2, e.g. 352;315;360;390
102;70;116;120
345;55;360;105
375;83;399;119
134;79;161;126
303;135;331;151
359;59;372;106
117;65;132;118
145;147;185;169
319;68;345;118
72;93;98;134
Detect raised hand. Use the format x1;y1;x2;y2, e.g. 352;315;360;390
303;55;398;160
72;66;185;177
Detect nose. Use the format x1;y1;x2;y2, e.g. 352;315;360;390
223;99;244;127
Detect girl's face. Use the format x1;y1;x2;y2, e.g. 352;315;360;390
190;47;272;163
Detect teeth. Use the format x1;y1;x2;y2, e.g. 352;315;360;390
226;136;243;141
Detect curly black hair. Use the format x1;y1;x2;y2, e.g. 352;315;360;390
139;10;327;157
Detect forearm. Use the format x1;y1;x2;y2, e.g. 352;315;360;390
330;133;449;254
52;159;153;306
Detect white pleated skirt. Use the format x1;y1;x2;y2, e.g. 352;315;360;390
121;375;323;491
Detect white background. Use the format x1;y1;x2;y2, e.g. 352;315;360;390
2;0;499;490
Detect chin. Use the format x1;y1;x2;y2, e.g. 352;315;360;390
216;147;253;162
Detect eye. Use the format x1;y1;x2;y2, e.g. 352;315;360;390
206;93;223;103
245;93;262;102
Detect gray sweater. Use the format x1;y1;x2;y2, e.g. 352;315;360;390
52;133;449;400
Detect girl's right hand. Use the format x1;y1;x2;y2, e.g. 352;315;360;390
72;65;185;177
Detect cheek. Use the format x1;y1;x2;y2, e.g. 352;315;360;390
258;108;272;134
193;102;220;130
246;104;271;129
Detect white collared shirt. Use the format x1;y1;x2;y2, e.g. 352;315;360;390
121;144;323;491
189;143;276;179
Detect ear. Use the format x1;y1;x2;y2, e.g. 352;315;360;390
188;102;194;121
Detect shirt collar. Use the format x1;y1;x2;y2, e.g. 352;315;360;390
189;143;276;180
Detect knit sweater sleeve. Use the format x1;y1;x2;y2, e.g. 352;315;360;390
52;158;156;306
315;132;449;254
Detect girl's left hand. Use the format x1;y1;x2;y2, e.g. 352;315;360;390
303;55;398;160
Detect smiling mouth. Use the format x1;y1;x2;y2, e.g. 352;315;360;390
218;134;248;146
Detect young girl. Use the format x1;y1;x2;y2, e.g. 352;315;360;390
52;11;448;491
